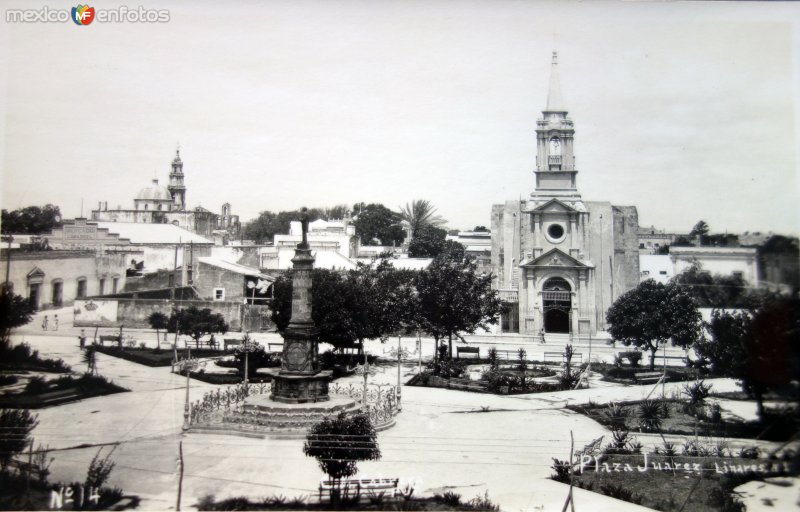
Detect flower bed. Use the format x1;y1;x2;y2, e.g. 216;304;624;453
93;345;223;367
0;374;128;408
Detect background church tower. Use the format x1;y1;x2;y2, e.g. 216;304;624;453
533;51;580;201
168;149;187;211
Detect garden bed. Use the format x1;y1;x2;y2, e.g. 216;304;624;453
559;451;796;512
569;399;799;441
93;346;224;367
0;374;128;408
0;342;71;373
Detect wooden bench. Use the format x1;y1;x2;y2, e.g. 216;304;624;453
456;346;480;359
267;343;284;354
319;478;399;502
495;349;518;360
224;338;242;351
544;352;583;364
97;335;120;346
634;371;663;384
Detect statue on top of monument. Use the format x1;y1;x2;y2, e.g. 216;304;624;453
299;207;309;249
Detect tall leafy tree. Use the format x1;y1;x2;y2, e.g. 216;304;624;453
399;199;446;238
243;208;327;243
606;279;702;369
147;311;169;350
415;256;503;359
0;290;36;342
408;225;465;259
304;412;381;503
1;204;62;234
690;220;710;239
168;306;229;344
352;203;405;246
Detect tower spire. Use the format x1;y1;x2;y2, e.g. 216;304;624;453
545;51;566;112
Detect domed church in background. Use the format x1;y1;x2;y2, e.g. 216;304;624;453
90;150;241;242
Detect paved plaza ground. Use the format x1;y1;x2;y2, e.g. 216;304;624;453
6;307;798;511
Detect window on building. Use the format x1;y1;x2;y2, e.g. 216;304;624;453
28;283;40;309
213;288;225;301
659;271;667;275
642;270;650;276
144;204;149;210
99;278;105;295
639;243;645;249
76;278;87;298
112;277;119;294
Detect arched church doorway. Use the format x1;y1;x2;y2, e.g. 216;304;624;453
542;277;571;334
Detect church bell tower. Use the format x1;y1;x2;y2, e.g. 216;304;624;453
533;52;580;200
168;149;187;211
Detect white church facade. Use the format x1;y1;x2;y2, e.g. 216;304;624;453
491;53;640;337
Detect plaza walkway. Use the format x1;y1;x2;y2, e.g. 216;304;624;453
8;308;797;511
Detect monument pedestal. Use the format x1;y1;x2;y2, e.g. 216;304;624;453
270;370;333;403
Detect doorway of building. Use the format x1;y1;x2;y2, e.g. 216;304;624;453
51;281;63;307
542;277;571;333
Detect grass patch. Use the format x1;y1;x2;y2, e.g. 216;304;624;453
569;400;798;441
0;374;128;409
93;345;224;367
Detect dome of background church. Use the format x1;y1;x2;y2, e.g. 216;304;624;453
136;179;173;201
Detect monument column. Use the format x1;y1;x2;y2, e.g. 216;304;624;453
270;209;332;403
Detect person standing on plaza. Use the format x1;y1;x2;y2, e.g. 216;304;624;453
42;315;48;331
539;328;546;344
79;329;86;349
53;314;59;331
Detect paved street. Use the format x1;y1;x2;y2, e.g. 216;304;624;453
8;308;797;511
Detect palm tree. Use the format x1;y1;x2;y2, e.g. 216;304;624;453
398;199;446;239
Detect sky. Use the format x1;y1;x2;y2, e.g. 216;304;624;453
1;0;798;236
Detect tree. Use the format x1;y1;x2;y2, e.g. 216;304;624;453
147;312;169;350
169;307;229;344
352;203;405;246
473;226;489;232
1;205;62;235
415;256;503;359
243;208;326;243
0;290;36;342
606;280;702;369
323;204;350;220
270;260;418;353
0;409;38;471
303;412;380;503
407;225;465;259
690;220;709;239
399;199;446;238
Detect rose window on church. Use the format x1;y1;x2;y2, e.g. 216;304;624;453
546;223;566;243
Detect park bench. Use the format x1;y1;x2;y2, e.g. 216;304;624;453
97;335;120;346
319;477;399;502
544;352;583;364
456;346;480;359
495;350;518;360
224;338;242;351
267;343;284;354
634;371;663;384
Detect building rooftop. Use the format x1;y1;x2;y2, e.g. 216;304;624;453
198;257;273;280
94;222;213;245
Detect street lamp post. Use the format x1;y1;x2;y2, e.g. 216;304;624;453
386;336;411;411
240;333;259;384
178;347;203;430
354;352;380;413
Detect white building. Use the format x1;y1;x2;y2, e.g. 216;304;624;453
639;246;759;286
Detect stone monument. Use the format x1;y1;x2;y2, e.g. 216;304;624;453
270;209;332;403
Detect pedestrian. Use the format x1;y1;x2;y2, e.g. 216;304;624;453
53;314;59;331
79;329;86;349
42;315;48;331
539;328;546;344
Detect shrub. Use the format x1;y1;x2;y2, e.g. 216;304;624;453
0;409;39;470
487;347;499;370
709;402;722;423
709;487;745;512
196;494;216;510
599;483;641;504
603;403;628;430
620;350;642;367
606;429;634;454
684;380;712;407
656;441;677;456
467;491;500;512
25;376;49;394
739;446;759;459
637;399;663;432
428;359;467;379
0;375;18;386
517;348;528;372
551;458;571;483
435;491;461;506
85;448;115;489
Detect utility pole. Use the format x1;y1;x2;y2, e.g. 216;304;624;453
176;441;184;511
183;345;192;430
